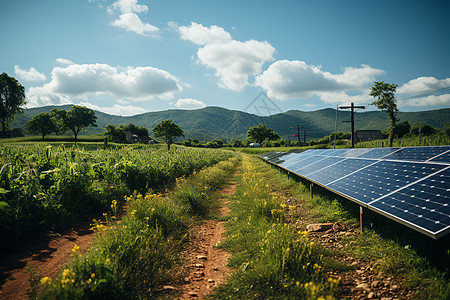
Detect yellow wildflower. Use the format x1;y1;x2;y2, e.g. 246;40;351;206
40;276;52;285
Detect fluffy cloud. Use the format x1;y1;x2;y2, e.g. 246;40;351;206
109;0;148;13
397;77;450;107
26;63;181;107
175;22;275;92
14;65;46;82
79;101;147;116
111;12;159;36
177;22;232;45
173;98;206;109
56;58;74;65
255;60;384;104
108;0;158;36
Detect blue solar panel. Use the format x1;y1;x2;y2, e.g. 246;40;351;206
327;161;446;204
355;147;401;159
429;149;450;164
307;158;377;186
279;152;315;168
294;157;344;177
383;146;450;162
370;167;450;237
258;146;450;239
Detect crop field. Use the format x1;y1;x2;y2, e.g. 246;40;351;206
0;143;233;252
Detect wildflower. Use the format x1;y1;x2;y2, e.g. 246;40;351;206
130;210;137;216
280;203;286;209
40;276;52;285
62;269;70;278
91;273;95;279
296;281;300;287
71;245;80;253
289;205;295;211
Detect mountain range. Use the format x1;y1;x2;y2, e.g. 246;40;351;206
11;105;450;141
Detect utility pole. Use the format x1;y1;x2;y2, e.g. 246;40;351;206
292;125;304;146
339;103;365;148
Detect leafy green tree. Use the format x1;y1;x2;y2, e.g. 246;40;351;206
152;119;184;150
394;120;411;138
230;138;243;147
120;123;149;137
25;112;57;141
51;105;97;144
369;81;398;147
105;124;127;143
246;124;280;144
0;73;26;138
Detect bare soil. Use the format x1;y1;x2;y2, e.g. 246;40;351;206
175;183;236;299
0;224;94;299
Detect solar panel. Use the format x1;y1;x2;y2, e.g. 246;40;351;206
328;161;446;205
307;158;376;186
429;148;450;164
259;146;450;239
383;146;450;162
370;167;450;238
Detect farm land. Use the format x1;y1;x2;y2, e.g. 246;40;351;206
0;142;449;299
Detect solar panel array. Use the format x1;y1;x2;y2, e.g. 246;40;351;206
259;146;450;239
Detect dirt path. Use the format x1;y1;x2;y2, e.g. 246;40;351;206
176;182;236;299
0;225;94;299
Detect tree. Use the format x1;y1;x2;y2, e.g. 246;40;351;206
152;119;184;150
369;81;398;147
104;124;127;143
246;124;280;144
393;120;411;138
52;105;97;144
0;73;26;138
25;112;57;141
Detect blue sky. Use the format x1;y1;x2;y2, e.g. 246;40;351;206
1;0;449;116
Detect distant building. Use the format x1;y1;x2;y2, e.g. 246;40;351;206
355;130;385;142
248;142;261;148
125;130;151;144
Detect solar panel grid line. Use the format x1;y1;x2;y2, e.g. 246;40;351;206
325;159;379;186
306;158;348;177
290;156;329;173
426;149;450;163
367;165;450;206
368;203;447;239
378;147;403;159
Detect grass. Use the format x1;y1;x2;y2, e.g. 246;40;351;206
30;157;241;299
211;155;339;299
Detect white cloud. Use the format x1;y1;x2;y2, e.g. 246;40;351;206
111;12;158;36
56;58;74;65
255;60;384;104
397;77;450;107
177;22;232;45
14;65;46;82
175;22;275;92
109;0;148;14
173;98;206;109
108;0;158;36
79;101;147;116
398;94;450;107
26;63;182;107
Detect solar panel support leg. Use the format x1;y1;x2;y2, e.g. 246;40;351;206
359;206;363;232
310;183;313;199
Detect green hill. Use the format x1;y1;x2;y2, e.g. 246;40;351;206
10;105;450;141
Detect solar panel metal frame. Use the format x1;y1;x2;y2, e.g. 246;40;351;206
259;146;450;239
